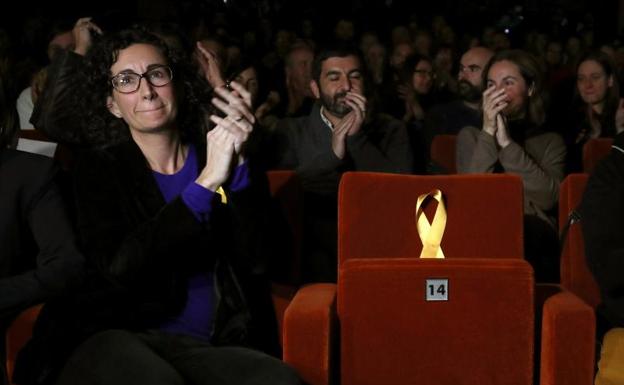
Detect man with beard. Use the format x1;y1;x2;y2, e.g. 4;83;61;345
271;46;413;282
424;46;494;171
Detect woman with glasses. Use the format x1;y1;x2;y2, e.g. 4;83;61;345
14;27;300;385
398;54;436;124
395;54;437;172
456;49;566;283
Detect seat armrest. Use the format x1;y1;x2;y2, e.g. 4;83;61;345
539;288;595;385
283;283;337;385
5;304;43;382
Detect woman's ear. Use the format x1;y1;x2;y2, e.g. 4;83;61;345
107;95;123;118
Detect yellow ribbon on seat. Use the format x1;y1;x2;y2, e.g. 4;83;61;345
415;189;446;258
216;186;227;204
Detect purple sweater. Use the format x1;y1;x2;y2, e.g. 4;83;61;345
152;145;249;340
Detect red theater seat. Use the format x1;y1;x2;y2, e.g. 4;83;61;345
5;305;42;384
283;172;595;385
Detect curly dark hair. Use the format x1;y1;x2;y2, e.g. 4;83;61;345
78;26;211;147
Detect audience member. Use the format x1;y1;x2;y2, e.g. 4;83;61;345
426;46;493;137
364;42;387;86
16;21;76;130
432;45;458;98
14;27;300;385
380;42;416;119
270;45;413;282
562;51;624;173
457;49;566;282
581;131;624;384
424;46;494;171
281;41;315;117
399;54;436;124
395;54;436;170
0;72;84;384
29;17;105;145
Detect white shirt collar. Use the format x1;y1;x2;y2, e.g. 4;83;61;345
319;106;335;132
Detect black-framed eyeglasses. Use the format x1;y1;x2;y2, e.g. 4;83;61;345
110;65;173;94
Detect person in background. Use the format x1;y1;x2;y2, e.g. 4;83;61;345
28;17;104;145
271;45;413;282
562;51;624;173
16;20;76;130
582;130;624;385
424;46;493;172
457;49;566;282
0;71;84;385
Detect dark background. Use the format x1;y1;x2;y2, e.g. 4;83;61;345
2;0;621;38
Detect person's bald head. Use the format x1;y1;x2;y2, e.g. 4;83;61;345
457;46;494;102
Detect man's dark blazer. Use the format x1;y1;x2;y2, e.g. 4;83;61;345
0;148;84;384
0;148;84;318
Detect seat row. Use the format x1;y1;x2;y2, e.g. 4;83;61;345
279;171;595;385
5;171;598;385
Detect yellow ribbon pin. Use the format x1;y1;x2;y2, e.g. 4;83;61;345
216;186;227;204
415;189;446;258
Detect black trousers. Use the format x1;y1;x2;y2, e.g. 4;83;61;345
55;329;301;385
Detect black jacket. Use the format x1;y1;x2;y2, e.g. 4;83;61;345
582;131;624;337
0;149;83;319
0;149;84;384
14;140;281;384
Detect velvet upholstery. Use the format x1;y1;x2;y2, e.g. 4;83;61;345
338;172;524;262
558;174;600;308
583;138;613;174
282;172;596;385
339;258;534;385
430;134;457;174
5;305;42;383
539;288;595;385
283;284;337;385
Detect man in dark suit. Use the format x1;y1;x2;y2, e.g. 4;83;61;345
0;129;85;384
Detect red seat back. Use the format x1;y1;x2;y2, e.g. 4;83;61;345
339;258;534;385
5;305;42;383
338;172;524;264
